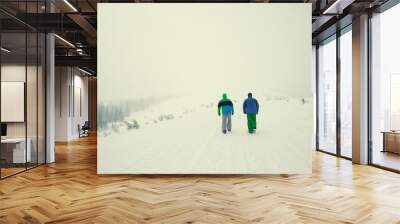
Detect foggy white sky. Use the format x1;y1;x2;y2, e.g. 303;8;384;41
98;4;311;102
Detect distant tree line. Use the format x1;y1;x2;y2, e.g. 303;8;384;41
98;96;170;131
98;103;127;130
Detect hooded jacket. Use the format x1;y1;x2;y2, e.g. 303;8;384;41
218;94;234;116
243;96;259;114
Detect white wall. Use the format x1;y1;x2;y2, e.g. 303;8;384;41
1;65;40;137
1;65;28;141
55;67;89;141
71;73;89;138
1;64;46;164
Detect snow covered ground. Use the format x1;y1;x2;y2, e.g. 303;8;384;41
98;95;313;174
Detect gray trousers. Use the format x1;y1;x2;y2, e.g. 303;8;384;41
221;115;232;132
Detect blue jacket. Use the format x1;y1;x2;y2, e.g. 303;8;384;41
243;97;259;114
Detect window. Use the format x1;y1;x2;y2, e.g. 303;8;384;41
317;37;337;154
371;3;400;171
339;29;352;158
390;74;400;130
0;1;47;179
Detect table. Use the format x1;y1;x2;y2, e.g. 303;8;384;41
381;131;400;154
1;138;32;163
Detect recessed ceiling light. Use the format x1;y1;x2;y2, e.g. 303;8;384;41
54;34;75;48
1;47;11;53
78;67;93;76
63;0;78;12
322;0;353;15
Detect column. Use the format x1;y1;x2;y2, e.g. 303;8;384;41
352;14;369;164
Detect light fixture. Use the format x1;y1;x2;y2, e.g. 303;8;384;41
1;47;11;53
54;34;75;48
78;67;93;76
322;0;344;14
63;0;78;12
76;48;86;56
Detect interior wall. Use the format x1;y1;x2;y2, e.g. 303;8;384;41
1;65;40;138
0;62;46;171
72;72;89;138
55;67;89;141
55;66;70;141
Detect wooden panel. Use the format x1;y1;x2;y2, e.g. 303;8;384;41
384;132;400;154
88;77;97;131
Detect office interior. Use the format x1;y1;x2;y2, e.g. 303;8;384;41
316;2;400;172
0;0;97;179
0;0;400;222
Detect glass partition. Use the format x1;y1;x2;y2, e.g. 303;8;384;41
339;28;352;158
371;3;400;171
0;1;46;179
0;31;28;178
27;31;38;169
317;36;337;154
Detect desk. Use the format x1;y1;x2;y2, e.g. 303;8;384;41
1;138;31;163
382;131;400;154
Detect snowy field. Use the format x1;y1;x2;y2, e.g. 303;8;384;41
98;95;313;174
98;5;312;174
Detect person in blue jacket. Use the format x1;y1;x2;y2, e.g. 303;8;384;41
243;93;259;134
218;93;234;134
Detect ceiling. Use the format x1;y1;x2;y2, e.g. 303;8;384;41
0;0;393;74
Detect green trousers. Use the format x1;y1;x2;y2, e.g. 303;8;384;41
246;113;257;133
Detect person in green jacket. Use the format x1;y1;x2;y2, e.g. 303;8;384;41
217;93;234;134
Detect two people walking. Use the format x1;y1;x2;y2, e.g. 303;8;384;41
217;93;259;134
